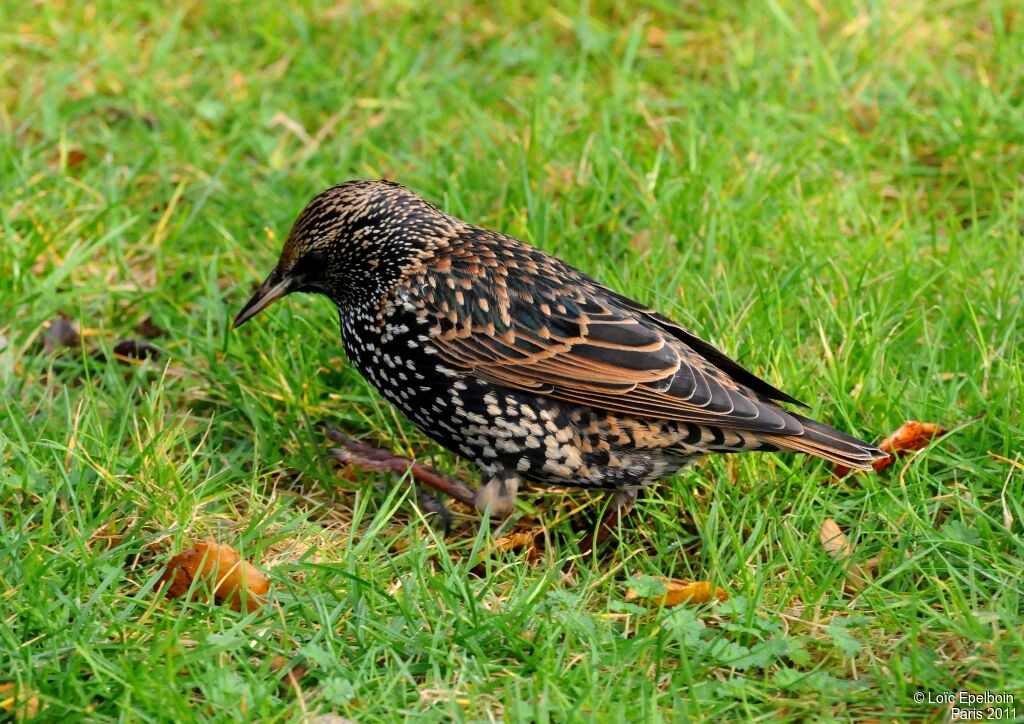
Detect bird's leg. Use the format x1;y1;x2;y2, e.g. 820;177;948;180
576;487;639;558
474;474;520;519
323;424;477;509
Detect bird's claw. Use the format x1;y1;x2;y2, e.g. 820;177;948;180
323;423;478;508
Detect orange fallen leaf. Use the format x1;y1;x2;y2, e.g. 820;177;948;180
877;421;946;459
159;541;268;612
835;420;946;477
626;578;727;607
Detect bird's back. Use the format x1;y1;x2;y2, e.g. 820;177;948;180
381;221;884;475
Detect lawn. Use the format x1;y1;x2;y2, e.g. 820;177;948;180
2;0;1023;720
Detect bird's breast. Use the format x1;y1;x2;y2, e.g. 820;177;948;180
339;300;458;418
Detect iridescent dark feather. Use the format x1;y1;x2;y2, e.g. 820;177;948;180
410;233;806;436
236;180;886;518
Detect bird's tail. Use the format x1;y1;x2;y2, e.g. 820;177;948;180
761;413;887;471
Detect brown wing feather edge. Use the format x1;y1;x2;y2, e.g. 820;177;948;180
760;413;887;470
609;296;809;408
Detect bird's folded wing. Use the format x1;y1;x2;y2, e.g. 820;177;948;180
419;259;802;435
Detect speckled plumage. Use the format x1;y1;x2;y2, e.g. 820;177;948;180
235;180;885;517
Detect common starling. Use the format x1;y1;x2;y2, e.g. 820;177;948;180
235;180;885;532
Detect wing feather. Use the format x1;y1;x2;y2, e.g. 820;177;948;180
415;237;804;435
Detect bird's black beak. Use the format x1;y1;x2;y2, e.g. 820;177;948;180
232;269;295;329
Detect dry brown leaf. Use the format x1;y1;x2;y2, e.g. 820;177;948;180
819;518;870;591
159;541;269;612
819;518;852;558
0;682;41;719
626;578;727;607
66;148;88;168
43;315;80;352
468;529;545;577
491;530;542;555
862;556;881;574
832;463;854;479
629;229;652;253
134;315;166;339
270;655;307;695
49;146;87;171
645;26;668;48
835;420;947;477
111;338;161;362
484;529;543;565
542;164;576;195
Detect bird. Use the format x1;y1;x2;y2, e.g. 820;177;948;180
234;179;885;539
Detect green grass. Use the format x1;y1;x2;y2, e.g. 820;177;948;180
2;0;1023;720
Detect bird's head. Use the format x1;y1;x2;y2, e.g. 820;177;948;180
233;180;446;328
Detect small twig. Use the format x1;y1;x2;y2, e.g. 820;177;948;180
989;451;1021;530
988;451;1024;471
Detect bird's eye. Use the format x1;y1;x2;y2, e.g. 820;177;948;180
292;250;325;278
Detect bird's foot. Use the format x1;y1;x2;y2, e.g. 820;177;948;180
474;475;520;519
323;424;478;529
